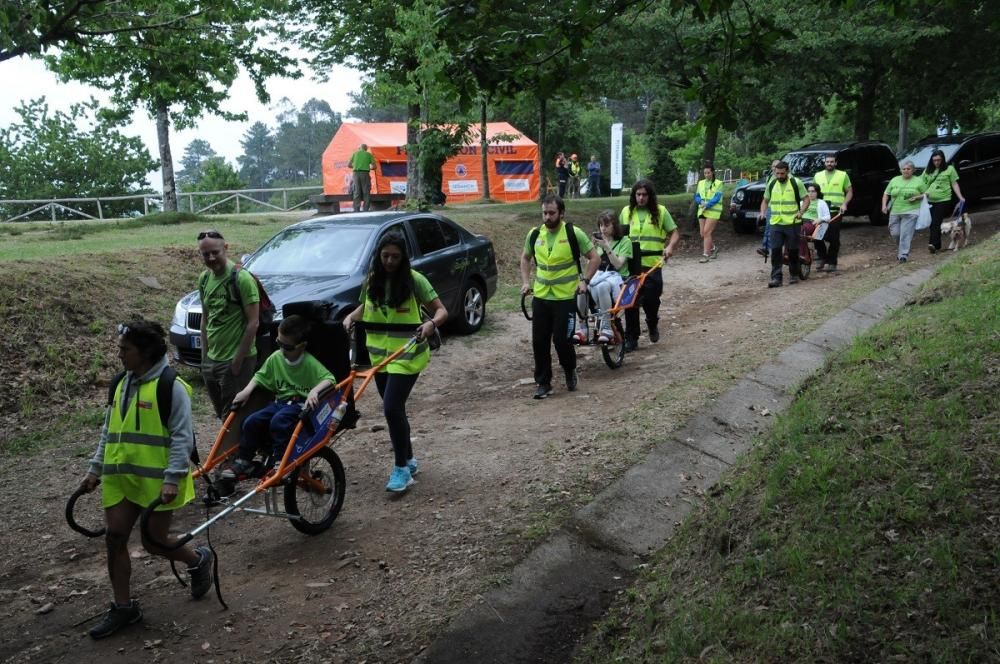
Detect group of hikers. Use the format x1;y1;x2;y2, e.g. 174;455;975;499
78;229;444;638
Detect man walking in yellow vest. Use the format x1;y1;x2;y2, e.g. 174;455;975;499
812;154;853;272
520;195;600;399
760;161;810;288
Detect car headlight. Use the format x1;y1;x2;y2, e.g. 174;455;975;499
733;190;745;204
171;301;187;328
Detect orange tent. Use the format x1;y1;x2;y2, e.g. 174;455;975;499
321;122;540;203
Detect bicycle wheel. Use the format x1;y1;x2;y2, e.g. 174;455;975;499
283;447;346;535
601;318;626;369
520;291;533;321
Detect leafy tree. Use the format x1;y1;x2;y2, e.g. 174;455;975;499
272;98;343;183
347;89;407;122
238;122;277;189
176;139;218;187
45;0;297;211
0;98;156;219
183;157;246;213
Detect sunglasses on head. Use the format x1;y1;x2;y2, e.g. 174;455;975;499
117;323;130;335
197;231;224;240
276;339;304;351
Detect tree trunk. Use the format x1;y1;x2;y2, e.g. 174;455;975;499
480;96;491;201
538;96;546;201
898;108;909;154
156;104;178;212
701;119;720;170
406;102;421;203
853;71;881;141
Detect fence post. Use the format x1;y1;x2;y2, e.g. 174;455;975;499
283;190;288;211
97;199;103;220
51;202;56;222
143;196;149;216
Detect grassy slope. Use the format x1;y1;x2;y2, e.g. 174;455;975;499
577;237;1000;662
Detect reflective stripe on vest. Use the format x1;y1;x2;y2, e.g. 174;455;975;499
815;170;848;208
697;179;724;220
362;270;431;374
768;178;804;225
622;205;667;267
104;374;194;510
531;223;579;300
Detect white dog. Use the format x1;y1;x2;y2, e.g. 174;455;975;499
941;213;972;251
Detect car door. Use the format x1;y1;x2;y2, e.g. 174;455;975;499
406;216;465;314
957;135;1000;201
852;146;898;215
952;140;980;200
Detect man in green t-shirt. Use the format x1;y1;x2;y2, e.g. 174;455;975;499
197;230;260;418
349;144;376;212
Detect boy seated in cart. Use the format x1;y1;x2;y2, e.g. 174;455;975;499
222;315;335;480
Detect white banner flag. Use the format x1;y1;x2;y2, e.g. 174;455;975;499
610;123;624;191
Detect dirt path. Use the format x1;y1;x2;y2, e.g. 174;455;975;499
2;212;997;664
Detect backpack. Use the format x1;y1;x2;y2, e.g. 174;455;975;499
767;176;804;210
108;366;201;464
528;222;582;275
199;264;275;337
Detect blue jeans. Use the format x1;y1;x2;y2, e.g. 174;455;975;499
239;401;304;461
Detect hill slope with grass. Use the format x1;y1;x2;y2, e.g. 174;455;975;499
577;237;1000;662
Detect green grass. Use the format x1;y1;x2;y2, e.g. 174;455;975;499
577;236;1000;663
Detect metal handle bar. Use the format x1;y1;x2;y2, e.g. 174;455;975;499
66;485;105;538
140;497;194;551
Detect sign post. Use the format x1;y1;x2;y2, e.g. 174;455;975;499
610;123;623;193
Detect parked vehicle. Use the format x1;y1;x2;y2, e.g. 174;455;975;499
170;212;498;367
729;141;900;233
897;132;1000;203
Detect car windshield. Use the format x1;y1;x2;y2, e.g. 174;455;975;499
782;152;827;178
244;225;373;275
898;143;961;170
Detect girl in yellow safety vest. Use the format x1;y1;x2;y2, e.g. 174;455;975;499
343;233;448;492
694;165;724;263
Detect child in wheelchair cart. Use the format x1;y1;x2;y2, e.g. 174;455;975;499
222;314;335;481
576;210;633;344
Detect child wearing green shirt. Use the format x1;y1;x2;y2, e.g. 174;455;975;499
225;315;334;477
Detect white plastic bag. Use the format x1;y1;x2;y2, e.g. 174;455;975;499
915;197;932;230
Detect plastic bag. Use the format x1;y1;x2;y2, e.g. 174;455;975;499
915;197;932;230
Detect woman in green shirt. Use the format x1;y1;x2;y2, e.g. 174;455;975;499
588;210;633;344
923;149;965;253
881;160;927;263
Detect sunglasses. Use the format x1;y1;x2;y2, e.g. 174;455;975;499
197;231;224;240
276;339;304;351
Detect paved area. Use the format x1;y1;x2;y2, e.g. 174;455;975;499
418;267;935;664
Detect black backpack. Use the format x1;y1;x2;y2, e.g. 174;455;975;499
107;366;201;464
528;222;582;276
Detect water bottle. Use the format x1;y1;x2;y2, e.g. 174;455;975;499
328;400;349;433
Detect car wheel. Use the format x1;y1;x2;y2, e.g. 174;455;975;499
868;209;889;226
456;279;486;334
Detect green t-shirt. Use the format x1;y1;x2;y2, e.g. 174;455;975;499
361;270;438;310
599;236;633;277
922;165;959;203
350;149;375;172
200;263;260;362
253;350;334;402
521;223;595;256
884;176;926;214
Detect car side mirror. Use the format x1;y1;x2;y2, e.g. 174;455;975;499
957;160;971;169
241;254;252;264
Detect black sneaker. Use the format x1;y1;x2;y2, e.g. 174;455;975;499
533;385;553;400
789;276;799;285
768;279;782;288
648;326;660;343
89;600;142;639
928;243;937;254
755;247;767;257
623;339;638;353
188;546;214;599
565;369;578;392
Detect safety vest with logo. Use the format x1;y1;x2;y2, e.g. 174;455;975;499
766;177;806;225
103;375;195;511
814;169;849;209
621;204;669;268
697;179;724;220
362;270;431;375
569;161;581;176
530;222;581;301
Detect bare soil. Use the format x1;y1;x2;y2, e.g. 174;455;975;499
1;211;997;664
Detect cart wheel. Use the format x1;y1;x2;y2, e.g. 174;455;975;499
520;291;533;321
283;447;345;535
799;262;811;280
601;319;626;369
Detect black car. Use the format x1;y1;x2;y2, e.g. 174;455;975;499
897;132;1000;203
169;211;499;366
729;141;900;233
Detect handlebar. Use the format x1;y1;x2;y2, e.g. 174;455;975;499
140;497;193;551
520;291;533;321
65;485;105;538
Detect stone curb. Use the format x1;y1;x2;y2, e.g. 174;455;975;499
418;266;935;664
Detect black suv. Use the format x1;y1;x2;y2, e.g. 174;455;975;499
729;141;900;233
896;132;1000;203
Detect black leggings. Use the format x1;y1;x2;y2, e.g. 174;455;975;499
929;201;952;250
374;372;419;468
